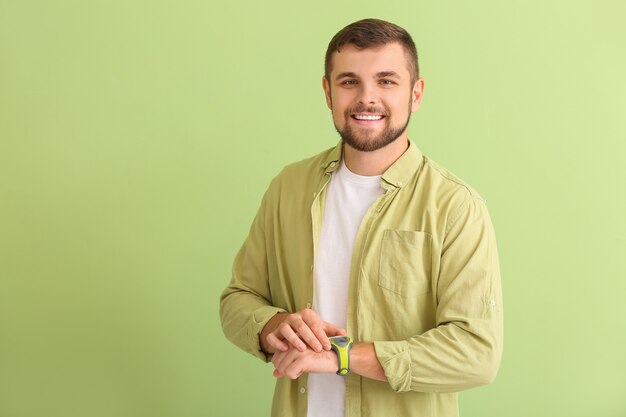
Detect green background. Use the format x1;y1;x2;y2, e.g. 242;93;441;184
1;0;625;416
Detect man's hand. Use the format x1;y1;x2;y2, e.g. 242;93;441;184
271;346;338;379
260;308;346;354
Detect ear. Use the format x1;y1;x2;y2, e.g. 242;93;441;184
410;78;425;112
322;75;332;110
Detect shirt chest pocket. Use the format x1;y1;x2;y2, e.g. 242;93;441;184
378;230;432;297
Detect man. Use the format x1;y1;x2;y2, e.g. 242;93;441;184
220;18;503;417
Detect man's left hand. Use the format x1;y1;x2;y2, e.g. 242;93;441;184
271;346;338;379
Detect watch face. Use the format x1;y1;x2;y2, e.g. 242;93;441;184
330;336;351;347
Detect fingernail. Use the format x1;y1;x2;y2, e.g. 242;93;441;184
315;343;322;352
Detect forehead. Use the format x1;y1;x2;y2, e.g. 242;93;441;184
329;42;410;78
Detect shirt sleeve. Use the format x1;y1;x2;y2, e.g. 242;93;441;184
219;182;287;362
374;195;503;393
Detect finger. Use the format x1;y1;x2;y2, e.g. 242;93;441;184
284;359;305;380
286;369;303;380
273;369;283;378
278;323;307;351
266;332;289;352
298;309;328;350
274;349;298;376
271;351;285;371
301;311;341;351
308;322;331;351
294;321;323;352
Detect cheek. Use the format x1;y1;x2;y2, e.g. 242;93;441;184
330;100;351;122
332;109;347;127
385;91;411;108
331;92;355;111
389;99;411;117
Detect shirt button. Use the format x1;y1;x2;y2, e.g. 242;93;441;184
330;162;336;167
310;265;313;271
300;387;306;394
397;181;403;186
306;303;311;309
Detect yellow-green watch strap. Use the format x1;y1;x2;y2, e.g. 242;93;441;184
329;336;353;376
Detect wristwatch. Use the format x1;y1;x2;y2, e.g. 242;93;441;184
329;336;353;376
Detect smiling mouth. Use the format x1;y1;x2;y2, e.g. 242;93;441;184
351;114;386;121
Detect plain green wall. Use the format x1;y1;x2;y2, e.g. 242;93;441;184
1;1;625;416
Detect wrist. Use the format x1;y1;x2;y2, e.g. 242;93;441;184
319;348;339;374
329;336;353;375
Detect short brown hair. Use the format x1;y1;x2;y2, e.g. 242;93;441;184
324;18;419;84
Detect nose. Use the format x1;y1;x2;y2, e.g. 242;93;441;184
357;83;378;105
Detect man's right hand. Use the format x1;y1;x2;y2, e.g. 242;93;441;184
260;309;346;354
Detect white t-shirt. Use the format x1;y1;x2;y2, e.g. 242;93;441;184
307;158;385;417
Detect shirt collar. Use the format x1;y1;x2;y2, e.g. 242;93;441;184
321;139;424;188
381;140;424;188
321;141;343;174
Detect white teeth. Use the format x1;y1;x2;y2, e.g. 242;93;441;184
354;114;383;121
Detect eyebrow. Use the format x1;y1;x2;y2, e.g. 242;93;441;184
335;71;402;81
335;72;357;81
376;71;401;79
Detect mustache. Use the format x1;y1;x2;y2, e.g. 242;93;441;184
345;105;390;116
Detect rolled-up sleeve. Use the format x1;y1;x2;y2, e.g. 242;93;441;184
374;196;503;393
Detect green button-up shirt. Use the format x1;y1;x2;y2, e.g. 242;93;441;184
220;140;503;417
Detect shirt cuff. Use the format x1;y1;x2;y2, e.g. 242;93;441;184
249;305;287;362
373;340;412;392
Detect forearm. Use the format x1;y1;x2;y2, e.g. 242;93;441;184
350;342;387;382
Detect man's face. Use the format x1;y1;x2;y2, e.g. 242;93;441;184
323;42;424;152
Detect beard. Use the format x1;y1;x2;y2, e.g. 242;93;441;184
333;100;412;152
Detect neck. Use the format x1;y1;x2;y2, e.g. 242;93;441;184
343;135;410;176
